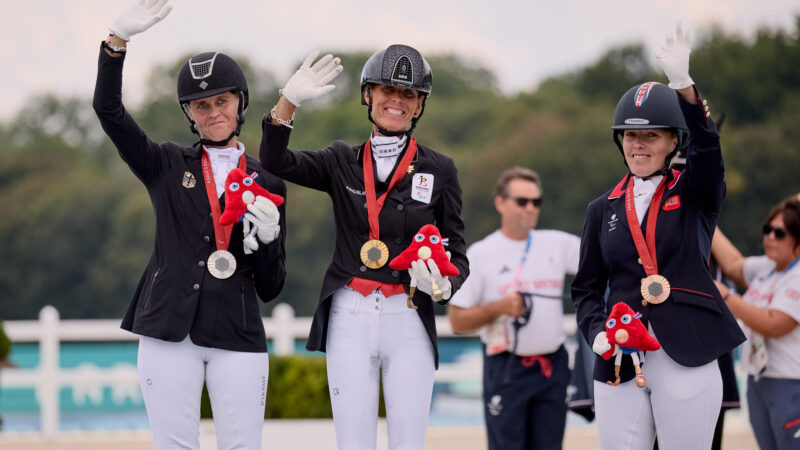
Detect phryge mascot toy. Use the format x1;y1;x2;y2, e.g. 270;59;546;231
603;302;661;387
220;168;284;253
389;224;459;309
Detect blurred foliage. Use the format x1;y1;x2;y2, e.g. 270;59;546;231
199;355;386;419
1;19;799;320
0;321;10;361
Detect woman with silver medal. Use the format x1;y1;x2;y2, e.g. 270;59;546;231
93;1;286;448
712;194;800;449
571;24;744;449
261;45;469;449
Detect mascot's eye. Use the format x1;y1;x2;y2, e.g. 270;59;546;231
429;235;440;244
606;318;616;328
243;177;253;186
229;182;240;192
621;314;632;324
414;234;425;242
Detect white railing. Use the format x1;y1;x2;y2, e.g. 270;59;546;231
2;304;577;436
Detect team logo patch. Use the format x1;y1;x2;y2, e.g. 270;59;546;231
411;173;434;204
182;171;197;188
634;82;655;107
663;195;680;211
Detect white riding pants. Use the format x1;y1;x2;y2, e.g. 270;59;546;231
326;286;436;450
593;345;722;450
137;335;269;450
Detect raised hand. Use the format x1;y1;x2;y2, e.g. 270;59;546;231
109;0;173;41
656;23;694;89
280;51;344;107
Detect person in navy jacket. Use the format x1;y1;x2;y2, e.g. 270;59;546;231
571;25;744;449
261;45;469;449
93;2;286;448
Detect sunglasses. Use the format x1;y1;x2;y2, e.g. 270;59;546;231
509;197;543;208
763;224;789;240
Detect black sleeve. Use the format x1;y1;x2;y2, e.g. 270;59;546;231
92;43;167;185
571;200;609;344
679;89;725;215
436;157;469;303
252;174;287;302
259;118;338;192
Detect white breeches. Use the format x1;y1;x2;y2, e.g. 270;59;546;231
594;346;722;450
137;335;269;450
326;286;436;450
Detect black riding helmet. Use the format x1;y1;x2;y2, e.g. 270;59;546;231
177;52;249;147
611;82;688;177
360;44;433;137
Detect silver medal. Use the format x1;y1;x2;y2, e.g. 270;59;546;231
207;250;236;279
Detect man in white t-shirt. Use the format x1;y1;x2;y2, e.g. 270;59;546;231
448;167;580;450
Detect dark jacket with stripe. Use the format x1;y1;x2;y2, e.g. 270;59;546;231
93;45;286;352
571;91;745;383
260;121;469;367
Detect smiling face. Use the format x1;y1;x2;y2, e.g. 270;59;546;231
622;129;677;177
186;91;240;147
364;84;424;134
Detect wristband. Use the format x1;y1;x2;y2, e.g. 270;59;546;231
103;39;127;54
269;107;294;129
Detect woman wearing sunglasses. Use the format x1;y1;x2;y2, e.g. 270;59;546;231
711;194;800;449
571;25;745;448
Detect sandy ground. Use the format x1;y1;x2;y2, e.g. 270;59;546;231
0;410;761;450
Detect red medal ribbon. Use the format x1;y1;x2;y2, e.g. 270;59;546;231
624;175;668;276
201;149;247;251
362;138;418;240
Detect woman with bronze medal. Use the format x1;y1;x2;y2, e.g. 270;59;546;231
93;2;286;448
261;45;469;449
571;25;744;449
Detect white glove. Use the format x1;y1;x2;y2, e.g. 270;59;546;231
109;0;173;41
656;23;694;89
244;196;280;246
408;259;452;303
280;51;344;107
592;331;613;356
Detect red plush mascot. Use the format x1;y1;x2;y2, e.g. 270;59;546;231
389;224;459;309
220;168;284;226
603;302;660;387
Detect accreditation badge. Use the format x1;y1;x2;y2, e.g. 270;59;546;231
207;250;237;279
411;173;434;204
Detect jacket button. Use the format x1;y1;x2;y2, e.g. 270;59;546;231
394;237;402;245
392;270;399;277
359;265;367;272
396;204;404;211
363;202;368;209
192;283;200;291
203;235;211;242
198;260;205;267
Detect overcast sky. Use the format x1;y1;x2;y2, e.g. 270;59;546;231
1;0;797;120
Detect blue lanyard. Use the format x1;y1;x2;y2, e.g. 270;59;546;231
766;254;800;278
512;232;533;289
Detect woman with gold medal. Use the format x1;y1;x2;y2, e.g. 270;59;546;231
571;25;744;449
260;45;469;449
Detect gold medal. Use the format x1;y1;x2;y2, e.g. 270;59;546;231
208;250;237;279
360;239;389;269
640;274;670;304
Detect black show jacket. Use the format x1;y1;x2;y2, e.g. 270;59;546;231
260;121;469;367
571;92;745;384
93;46;286;353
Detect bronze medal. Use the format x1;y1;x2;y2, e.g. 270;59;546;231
360;239;389;269
640;274;670;304
208;250;237;279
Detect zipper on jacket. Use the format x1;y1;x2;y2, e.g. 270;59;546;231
241;281;247;328
142;269;160;310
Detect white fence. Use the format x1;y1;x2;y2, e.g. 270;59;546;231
2;304;577;436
